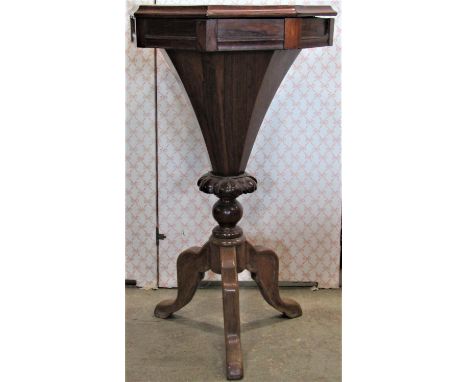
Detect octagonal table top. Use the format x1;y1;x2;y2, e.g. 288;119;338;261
132;5;337;51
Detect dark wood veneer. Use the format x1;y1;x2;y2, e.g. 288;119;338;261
134;5;337;18
217;19;284;50
132;5;337;380
166;49;299;175
285;17;333;48
134;7;335;51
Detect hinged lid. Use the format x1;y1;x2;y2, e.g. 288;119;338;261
134;5;337;19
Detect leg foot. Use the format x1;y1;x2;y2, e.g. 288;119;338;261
220;247;243;380
154;244;209;318
246;243;302;319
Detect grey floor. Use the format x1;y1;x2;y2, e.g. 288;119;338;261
126;287;341;382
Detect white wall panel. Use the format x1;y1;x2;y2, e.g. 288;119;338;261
125;0;157;288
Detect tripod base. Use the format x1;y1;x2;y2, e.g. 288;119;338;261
154;235;302;380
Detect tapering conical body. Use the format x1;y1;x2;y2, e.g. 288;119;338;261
166;49;300;176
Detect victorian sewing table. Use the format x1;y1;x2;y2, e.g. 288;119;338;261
132;5;337;380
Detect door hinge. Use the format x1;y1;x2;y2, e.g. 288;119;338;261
156;228;166;245
130;14;136;42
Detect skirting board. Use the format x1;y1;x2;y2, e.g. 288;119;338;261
125;279;319;288
199;280;318;288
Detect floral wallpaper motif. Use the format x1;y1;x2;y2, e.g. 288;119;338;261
126;0;341;288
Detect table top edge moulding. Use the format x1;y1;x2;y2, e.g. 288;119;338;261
133;5;337;51
131;5;337;380
134;5;337;18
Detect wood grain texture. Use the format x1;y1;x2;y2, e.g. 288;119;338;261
136;18;198;49
284;17;333;49
134;5;337;18
133;5;336;51
153;234;304;379
221;246;243;380
166;49;299;175
246;242;302;318
154;244;209;318
217;19;284;51
196;19;218;51
284;18;301;49
299;17;330;48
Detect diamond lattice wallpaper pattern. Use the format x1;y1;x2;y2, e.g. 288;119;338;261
125;0;157;288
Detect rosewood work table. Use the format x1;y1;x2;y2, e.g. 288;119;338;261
132;5;337;380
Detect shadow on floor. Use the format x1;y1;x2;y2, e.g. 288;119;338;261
126;288;341;382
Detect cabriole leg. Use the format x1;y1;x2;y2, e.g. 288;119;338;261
154;243;209;319
246;242;302;319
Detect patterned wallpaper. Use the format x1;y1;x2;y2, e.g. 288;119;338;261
125;0;157;288
126;0;342;289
